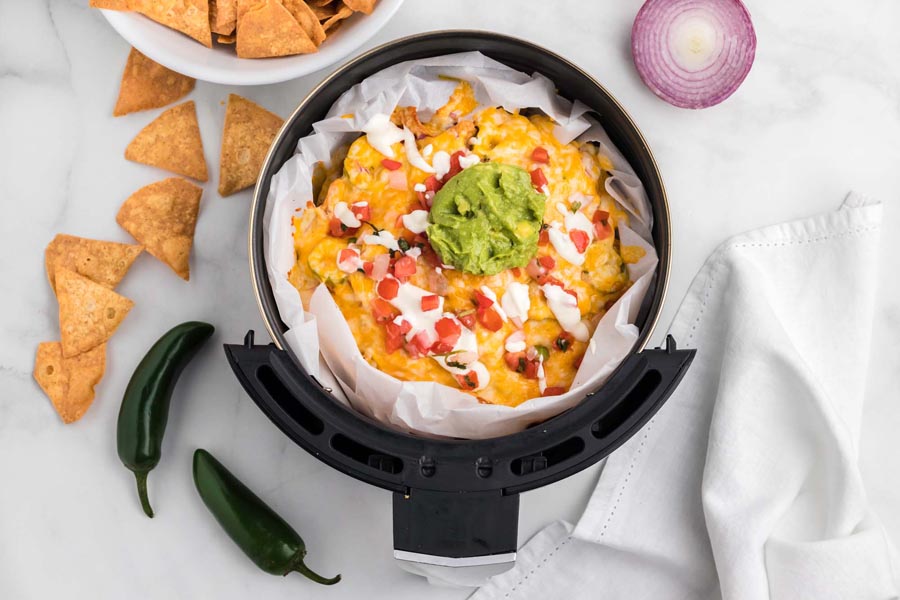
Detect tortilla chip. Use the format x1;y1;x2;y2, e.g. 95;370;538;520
125;101;208;181
45;235;143;295
236;0;318;59
116;178;202;280
236;0;265;22
309;0;336;6
89;0;130;9
130;0;212;48
114;48;195;117
321;3;353;31
282;0;327;45
34;342;107;424
210;0;237;35
218;94;284;196
57;269;134;358
218;34;236;44
343;0;375;14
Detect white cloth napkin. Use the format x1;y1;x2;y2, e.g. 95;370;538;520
470;193;899;600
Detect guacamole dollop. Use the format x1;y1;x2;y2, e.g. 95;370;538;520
427;162;546;275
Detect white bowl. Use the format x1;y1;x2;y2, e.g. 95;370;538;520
100;0;405;86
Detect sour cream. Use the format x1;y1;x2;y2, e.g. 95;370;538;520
333;202;360;228
500;282;531;324
362;230;400;251
361;113;404;158
432;151;451;179
540;283;589;341
479;286;507;321
401;210;430;234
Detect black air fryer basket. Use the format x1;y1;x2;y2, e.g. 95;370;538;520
225;31;694;575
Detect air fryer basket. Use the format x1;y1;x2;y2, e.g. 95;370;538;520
226;31;694;572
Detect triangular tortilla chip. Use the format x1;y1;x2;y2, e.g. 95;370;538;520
321;2;353;31
210;0;237;35
282;0;327;45
57;269;134;358
218;94;284;196
130;0;212;48
236;0;265;22
89;0;130;9
116;178;202;280
343;0;375;14
34;342;106;424
45;234;143;295
114;48;195;117
125;101;209;181
236;0;317;59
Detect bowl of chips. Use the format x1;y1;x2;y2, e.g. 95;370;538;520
94;0;405;86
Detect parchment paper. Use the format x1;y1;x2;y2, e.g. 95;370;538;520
265;52;658;439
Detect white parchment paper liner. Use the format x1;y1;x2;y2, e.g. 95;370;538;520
265;52;658;439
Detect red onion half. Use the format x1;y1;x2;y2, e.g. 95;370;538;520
632;0;756;109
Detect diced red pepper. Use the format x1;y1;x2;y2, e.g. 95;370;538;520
421;295;441;312
392;255;417;278
531;147;549;164
458;311;476;330
381;158;402;171
371;298;397;323
477;307;504;332
542;386;565;397
538;228;549;246
538;255;555;270
569;229;590;253
377;278;399;300
455;370;479;391
473;289;493;309
329;217;352;238
350;204;370;221
530;168;548;190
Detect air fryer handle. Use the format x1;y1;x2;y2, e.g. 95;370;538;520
392;489;519;568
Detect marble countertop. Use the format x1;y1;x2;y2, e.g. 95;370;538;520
3;0;899;598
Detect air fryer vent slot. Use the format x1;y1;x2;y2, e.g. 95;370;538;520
510;436;585;476
591;369;663;439
331;434;404;475
256;366;324;435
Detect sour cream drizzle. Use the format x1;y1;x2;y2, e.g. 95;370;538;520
361;113;404;158
479;286;507;321
362;230;400;251
334;202;361;228
540;283;589;341
401;210;430;234
500;281;531;324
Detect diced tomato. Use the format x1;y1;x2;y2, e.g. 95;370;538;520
434;317;461;349
393;255;417;278
377;278;399;300
421;295;440;312
424;175;441;192
444;151;466;181
569;229;590;253
530;168;548;190
422;244;443;268
329;217;350;237
504;352;525;372
396;319;412;335
592;209;610;223
473;289;493;309
555;331;574;352
458;311;476;330
404;341;423;359
362;261;374;277
537;274;564;287
510;267;522;278
565;288;578;301
350;204;370;221
526;258;544;279
593;220;613;240
477;307;503;332
381;158;402;171
384;323;404;353
454;371;479;391
538;255;555;270
538;228;549;246
531;147;549;163
411;330;433;355
338;248;359;265
542;386;565;397
431;341;454;354
371;298;397;323
523;360;539;380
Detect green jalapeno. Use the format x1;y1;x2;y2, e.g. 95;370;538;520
192;448;340;585
117;321;215;517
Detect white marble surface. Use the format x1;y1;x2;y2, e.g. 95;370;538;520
2;0;899;598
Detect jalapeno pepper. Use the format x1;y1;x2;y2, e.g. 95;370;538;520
192;448;341;585
117;321;215;518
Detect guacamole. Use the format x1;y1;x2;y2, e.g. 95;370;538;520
427;162;545;275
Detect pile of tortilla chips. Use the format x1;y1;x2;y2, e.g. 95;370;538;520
90;0;376;58
35;48;287;423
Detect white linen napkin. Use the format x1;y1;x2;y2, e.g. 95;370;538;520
470;193;899;599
